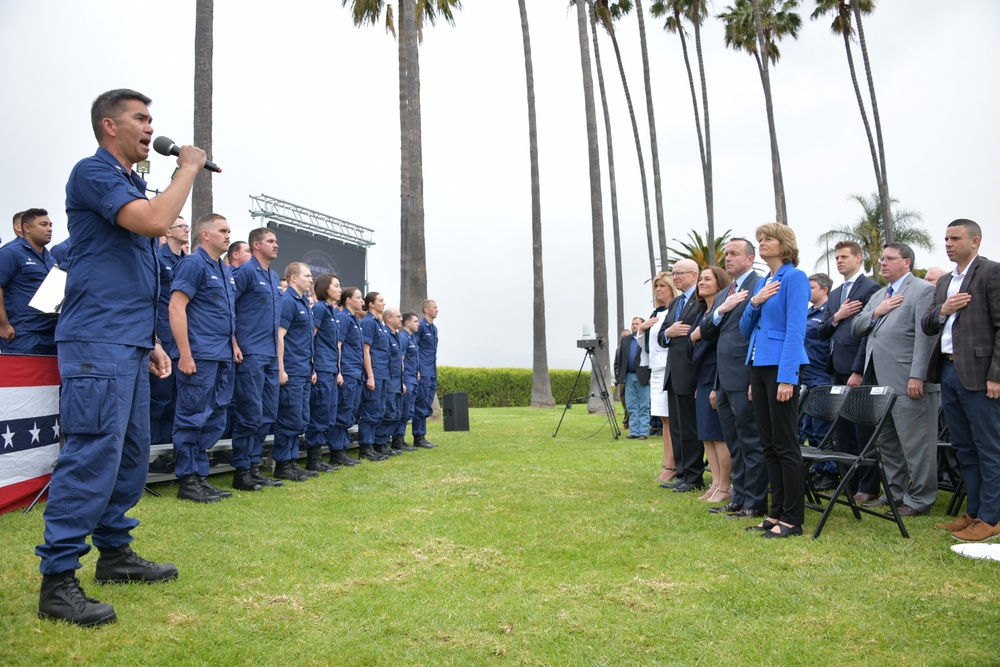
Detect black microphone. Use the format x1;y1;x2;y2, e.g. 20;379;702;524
152;136;221;173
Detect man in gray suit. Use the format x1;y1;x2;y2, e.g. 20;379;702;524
851;242;940;515
700;238;767;518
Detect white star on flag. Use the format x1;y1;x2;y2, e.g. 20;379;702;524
2;425;14;450
52;420;60;440
29;422;41;444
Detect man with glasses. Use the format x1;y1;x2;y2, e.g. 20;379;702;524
852;243;939;516
150;217;188;447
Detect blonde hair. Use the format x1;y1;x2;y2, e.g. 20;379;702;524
755;222;799;267
652;271;680;306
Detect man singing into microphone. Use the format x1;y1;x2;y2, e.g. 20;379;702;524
35;89;207;626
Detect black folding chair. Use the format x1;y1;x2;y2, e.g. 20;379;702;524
801;386;906;539
799;385;850;505
935;406;967;516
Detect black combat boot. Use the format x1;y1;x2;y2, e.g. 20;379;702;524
412;434;437;449
232;467;263;491
392;434;418;452
250;463;284;487
306;448;338;472
39;572;116;627
178;474;221;503
94;545;179;584
200;476;233;499
331;450;359;467
274;461;309;482
359;445;386;461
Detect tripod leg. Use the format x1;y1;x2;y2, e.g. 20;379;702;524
22;480;51;515
553;351;591;438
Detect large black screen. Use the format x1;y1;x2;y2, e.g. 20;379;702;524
265;222;368;290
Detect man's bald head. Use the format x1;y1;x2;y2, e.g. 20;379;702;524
671;259;700;292
924;267;947;286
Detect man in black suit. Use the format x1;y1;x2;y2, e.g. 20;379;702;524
657;258;704;491
614;317;650;439
700;238;767;518
817;240;880;500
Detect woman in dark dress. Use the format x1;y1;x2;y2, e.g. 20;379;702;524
689;266;733;504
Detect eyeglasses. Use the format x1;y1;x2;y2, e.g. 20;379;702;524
879;255;902;263
671;270;696;276
170;224;190;230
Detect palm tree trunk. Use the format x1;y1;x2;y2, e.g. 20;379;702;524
192;0;213;220
575;0;611;416
634;0;667;268
399;0;411;304
750;0;787;225
839;19;882;200
518;0;554;407
589;0;624;336
403;0;427;312
693;19;715;265
609;32;656;279
852;6;893;243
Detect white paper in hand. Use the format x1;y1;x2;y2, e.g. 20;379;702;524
28;266;67;314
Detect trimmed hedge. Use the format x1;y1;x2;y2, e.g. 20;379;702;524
436;367;591;408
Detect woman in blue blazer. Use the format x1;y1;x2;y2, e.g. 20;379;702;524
739;223;810;538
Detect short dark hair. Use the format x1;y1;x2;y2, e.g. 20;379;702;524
947;218;982;239
194;213;225;240
808;273;833;292
248;227;274;249
884;242;915;269
227;241;248;263
728;237;756;257
313;273;341;302
402;312;418;325
20;208;48;228
834;240;863;257
91;89;151;142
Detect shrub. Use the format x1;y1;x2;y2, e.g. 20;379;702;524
437;367;592;408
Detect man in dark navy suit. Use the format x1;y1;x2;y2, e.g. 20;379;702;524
817;240;880;500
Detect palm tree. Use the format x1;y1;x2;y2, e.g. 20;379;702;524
342;0;460;312
651;0;715;263
192;0;213;220
586;0;625;335
634;0;668;267
719;0;801;225
816;192;932;281
596;0;657;279
517;0;555;407
668;229;733;268
575;0;612;415
811;0;894;242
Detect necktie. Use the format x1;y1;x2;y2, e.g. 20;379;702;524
674;294;687;322
727;282;738;297
843;281;853;301
886;285;894;298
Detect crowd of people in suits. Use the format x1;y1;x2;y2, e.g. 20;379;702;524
614;221;1000;543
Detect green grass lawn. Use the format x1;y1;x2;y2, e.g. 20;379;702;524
2;407;998;666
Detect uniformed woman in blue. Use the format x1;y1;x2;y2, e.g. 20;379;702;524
739;223;811;539
330;287;365;466
358;292;392;461
303;273;342;473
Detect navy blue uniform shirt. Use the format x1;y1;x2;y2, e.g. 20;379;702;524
155;243;185;349
169;246;236;361
803;302;834;386
49;238;72;267
280;288;314;376
414;318;438;377
386;328;403;392
56;147;158;347
362;312;391;377
312;301;342;373
233;256;281;357
339;311;364;379
0;238;57;338
399;329;420;384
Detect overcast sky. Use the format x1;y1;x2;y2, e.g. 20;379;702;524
2;0;997;370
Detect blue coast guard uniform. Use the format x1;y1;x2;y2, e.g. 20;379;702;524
332;311;364;452
376;326;403;445
358;311;390;446
304;301;341;455
0;237;57;354
273;288;314;463
37;147;158;574
150;242;185;444
412;318;439;437
169;247;236;477
395;328;420;439
231;257;282;470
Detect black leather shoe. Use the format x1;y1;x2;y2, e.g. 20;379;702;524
331;450;359;467
274;461;309;482
726;507;767;519
250;463;284;487
306;448;338;472
413;435;437;449
392;435;418;452
659;479;682;489
94;545;179;584
761;523;803;539
672;482;705;493
709;502;743;515
291;462;319;478
178;474;221;503
39;572;116;627
232;468;263;492
862;497;893;508
200;477;233;499
746;520;777;532
359;445;387;461
892;504;926;517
